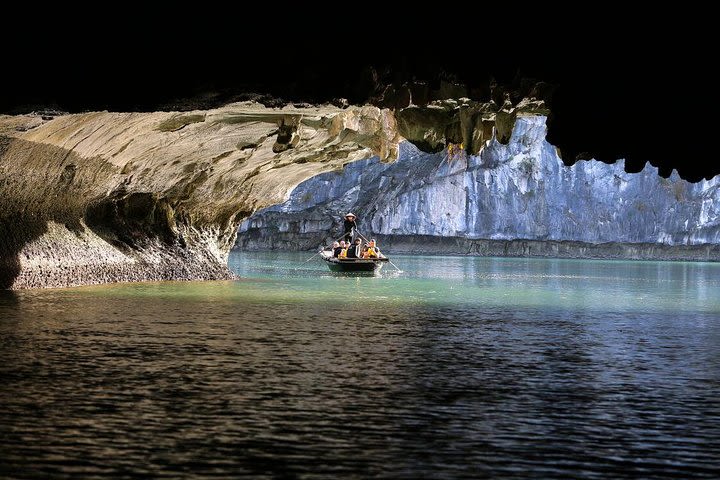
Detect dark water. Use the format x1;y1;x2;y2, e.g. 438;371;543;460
1;253;719;479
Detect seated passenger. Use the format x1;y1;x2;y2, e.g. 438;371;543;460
346;238;362;258
365;239;379;258
333;241;344;257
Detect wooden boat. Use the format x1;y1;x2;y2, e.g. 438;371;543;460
319;249;389;273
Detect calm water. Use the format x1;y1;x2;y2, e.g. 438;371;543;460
1;252;719;479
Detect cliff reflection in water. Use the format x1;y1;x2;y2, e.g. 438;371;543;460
1;252;719;478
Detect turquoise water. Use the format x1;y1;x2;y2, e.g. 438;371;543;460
230;252;720;314
1;252;719;478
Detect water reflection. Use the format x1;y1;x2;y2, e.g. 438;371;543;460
1;253;719;478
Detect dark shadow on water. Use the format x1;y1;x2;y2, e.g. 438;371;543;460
0;289;19;307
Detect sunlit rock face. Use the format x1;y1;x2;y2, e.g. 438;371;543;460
3;92;718;290
0;103;400;288
1;92;558;289
237;116;720;259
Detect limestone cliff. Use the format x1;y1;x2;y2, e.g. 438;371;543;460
4;93;714;290
237;117;720;261
0;103;400;288
1;93;552;288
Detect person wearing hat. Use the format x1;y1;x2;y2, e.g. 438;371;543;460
343;213;357;243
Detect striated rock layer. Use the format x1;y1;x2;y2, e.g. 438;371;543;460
0;103;401;288
1;94;550;289
4;92;716;289
237;117;720;261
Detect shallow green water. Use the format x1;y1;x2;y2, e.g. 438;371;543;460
1;252;719;479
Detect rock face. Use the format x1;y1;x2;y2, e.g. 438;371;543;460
237;116;720;261
4;94;717;290
0;103;401;288
395;97;547;154
1;93;551;289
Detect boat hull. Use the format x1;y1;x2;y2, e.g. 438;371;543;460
325;259;385;273
320;251;388;274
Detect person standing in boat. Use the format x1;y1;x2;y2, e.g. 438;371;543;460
343;213;358;243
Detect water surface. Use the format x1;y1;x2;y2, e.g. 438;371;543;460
1;253;719;478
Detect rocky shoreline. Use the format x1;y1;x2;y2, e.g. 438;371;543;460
374;235;720;262
1;220;236;289
237;233;720;263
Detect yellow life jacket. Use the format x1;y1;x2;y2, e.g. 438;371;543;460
339;248;347;259
366;247;377;258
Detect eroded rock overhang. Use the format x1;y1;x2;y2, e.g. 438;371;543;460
0;96;549;288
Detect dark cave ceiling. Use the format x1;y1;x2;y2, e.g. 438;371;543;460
2;13;715;181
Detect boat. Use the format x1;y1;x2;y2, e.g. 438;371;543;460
319;248;389;273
